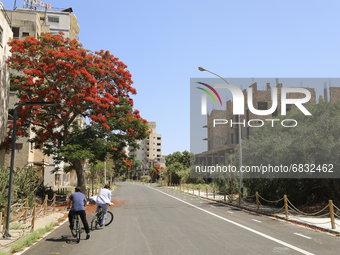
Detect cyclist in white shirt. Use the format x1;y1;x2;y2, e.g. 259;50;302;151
95;184;112;227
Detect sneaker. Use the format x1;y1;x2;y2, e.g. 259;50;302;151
86;234;90;240
99;224;103;227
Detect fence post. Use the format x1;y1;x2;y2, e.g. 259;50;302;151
238;190;241;205
199;186;200;196
3;203;7;232
256;192;259;210
53;193;56;212
31;203;36;231
24;198;28;222
0;212;2;234
44;194;48;215
231;183;233;201
213;187;215;200
284;195;288;217
224;188;226;202
329;200;335;229
206;187;208;198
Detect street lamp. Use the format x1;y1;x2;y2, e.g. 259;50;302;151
198;67;243;198
4;101;56;238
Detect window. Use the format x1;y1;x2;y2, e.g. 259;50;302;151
0;26;3;46
15;143;23;152
157;137;161;140
157;143;161;146
22;32;29;37
286;104;293;112
272;108;278;117
12;27;20;38
258;102;268;110
157;149;161;152
48;16;59;23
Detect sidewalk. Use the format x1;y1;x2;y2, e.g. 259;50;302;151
0;209;67;254
166;186;340;235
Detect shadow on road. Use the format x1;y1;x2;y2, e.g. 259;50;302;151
46;232;85;244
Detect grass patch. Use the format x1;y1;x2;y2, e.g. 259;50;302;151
0;250;10;255
10;222;26;230
10;222;57;253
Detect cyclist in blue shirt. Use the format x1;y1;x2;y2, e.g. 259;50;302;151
67;187;90;239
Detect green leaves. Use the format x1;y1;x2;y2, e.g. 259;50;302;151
240;101;340;204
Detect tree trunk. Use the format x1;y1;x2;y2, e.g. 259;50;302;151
74;159;87;195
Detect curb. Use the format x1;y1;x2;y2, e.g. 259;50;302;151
12;216;69;255
164;186;340;236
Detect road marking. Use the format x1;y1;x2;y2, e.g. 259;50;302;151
227;211;233;214
148;186;314;255
294;233;312;239
252;219;262;223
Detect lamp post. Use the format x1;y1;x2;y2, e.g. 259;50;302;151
198;67;243;198
4;101;55;238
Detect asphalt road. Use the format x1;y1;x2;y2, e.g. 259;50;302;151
23;182;340;255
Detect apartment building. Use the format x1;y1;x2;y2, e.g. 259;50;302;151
1;5;81;187
195;82;331;166
8;5;79;41
129;122;165;179
0;1;12;166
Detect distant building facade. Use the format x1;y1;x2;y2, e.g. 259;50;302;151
129;122;165;179
195;82;340;166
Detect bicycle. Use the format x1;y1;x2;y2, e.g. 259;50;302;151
71;214;81;243
91;205;114;230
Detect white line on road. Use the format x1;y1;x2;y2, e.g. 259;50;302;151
252;219;262;223
294;233;312;239
227;211;233;214
148;186;314;255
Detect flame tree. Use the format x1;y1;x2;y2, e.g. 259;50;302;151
1;33;149;193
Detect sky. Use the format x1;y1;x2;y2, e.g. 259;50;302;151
2;0;340;156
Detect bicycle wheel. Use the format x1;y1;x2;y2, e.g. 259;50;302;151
76;219;81;243
91;213;98;231
104;211;114;226
71;216;77;237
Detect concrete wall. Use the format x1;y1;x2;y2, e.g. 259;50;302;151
7;10;42;39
